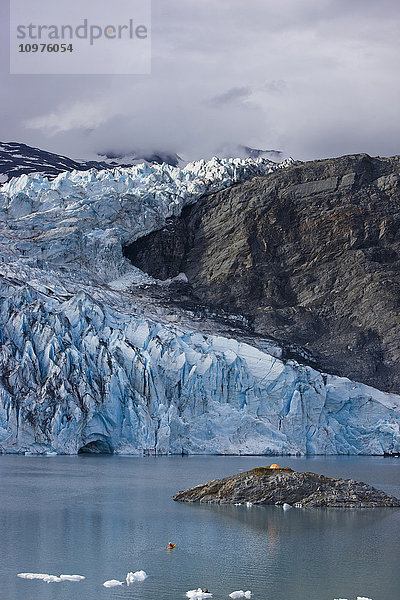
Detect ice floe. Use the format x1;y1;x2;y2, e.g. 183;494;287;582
17;572;85;583
17;573;50;580
186;588;213;599
334;597;372;600
103;579;124;587
229;591;252;599
126;570;148;584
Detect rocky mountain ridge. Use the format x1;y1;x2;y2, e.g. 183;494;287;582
0;142;182;182
125;154;400;393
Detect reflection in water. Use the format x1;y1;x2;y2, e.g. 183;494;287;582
268;522;278;551
0;455;399;600
206;502;397;537
187;500;400;598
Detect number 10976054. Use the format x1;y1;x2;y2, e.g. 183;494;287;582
18;43;73;52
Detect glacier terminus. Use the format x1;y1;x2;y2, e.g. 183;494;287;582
0;156;399;455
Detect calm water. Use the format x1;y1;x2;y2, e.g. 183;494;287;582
0;455;399;600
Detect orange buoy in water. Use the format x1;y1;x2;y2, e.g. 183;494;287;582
167;543;176;550
269;464;280;469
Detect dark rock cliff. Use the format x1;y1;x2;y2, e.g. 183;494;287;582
124;154;400;393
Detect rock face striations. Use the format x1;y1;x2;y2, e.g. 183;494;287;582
173;466;400;507
125;154;400;393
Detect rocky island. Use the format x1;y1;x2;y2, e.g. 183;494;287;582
173;465;400;507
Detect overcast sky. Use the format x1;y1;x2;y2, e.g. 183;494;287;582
1;0;400;161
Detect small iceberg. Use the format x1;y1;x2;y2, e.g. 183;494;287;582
246;502;253;507
282;503;292;510
17;572;84;583
186;588;213;598
229;591;252;599
334;597;372;600
43;575;62;583
18;573;50;580
126;570;148;584
103;579;124;587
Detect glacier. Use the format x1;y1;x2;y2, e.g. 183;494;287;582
0;156;400;455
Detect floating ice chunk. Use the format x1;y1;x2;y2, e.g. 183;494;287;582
234;503;242;506
186;588;213;598
46;452;57;456
246;502;253;507
17;572;85;583
282;503;292;510
43;575;62;583
17;573;50;580
103;579;124;587
126;570;148;584
229;591;252;599
356;597;372;600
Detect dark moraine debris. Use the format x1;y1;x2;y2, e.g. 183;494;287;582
173;466;400;507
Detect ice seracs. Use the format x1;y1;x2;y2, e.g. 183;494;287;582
1;290;399;456
1;156;400;456
0;155;292;281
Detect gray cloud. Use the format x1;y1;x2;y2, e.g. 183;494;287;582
209;87;252;107
1;0;399;161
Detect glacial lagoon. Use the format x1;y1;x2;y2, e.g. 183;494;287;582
0;455;399;600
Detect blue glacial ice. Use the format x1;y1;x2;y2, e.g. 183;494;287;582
0;157;399;455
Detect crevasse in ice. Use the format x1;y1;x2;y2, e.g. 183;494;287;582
0;157;399;455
